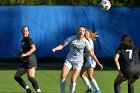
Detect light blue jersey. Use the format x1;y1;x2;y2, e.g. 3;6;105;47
85;38;96;68
64;35;91;64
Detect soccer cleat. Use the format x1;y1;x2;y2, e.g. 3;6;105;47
86;88;93;92
94;90;101;93
26;88;32;93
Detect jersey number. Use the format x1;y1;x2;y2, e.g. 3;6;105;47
126;50;132;59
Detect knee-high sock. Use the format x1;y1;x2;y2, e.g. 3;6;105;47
60;79;66;93
28;77;41;92
128;84;134;93
14;77;28;89
114;83;121;93
91;79;100;90
82;77;91;88
69;83;76;93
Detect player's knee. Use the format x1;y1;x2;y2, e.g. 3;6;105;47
128;81;135;85
80;73;85;78
114;80;121;84
61;74;67;79
71;78;77;83
14;76;21;81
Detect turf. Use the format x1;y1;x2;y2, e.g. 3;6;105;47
0;70;140;93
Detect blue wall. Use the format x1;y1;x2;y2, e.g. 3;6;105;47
0;6;140;58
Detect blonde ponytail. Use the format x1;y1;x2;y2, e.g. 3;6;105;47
86;29;98;41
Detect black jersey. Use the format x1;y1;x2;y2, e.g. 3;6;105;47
115;47;140;78
21;37;34;54
20;37;37;68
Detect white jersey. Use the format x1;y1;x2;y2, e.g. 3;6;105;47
85;38;96;68
64;35;91;64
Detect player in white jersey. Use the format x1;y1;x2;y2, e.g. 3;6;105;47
80;29;101;93
52;26;103;93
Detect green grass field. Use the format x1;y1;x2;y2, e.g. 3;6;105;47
0;70;140;93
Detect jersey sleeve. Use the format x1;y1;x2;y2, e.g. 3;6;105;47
85;39;92;51
88;39;94;48
63;35;76;46
27;37;34;45
115;48;121;55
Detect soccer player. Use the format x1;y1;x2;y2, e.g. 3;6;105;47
114;34;140;93
14;26;41;93
80;29;101;93
52;26;103;93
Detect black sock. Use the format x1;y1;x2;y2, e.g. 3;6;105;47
14;77;27;89
114;83;121;93
28;77;40;91
128;84;134;93
26;88;32;93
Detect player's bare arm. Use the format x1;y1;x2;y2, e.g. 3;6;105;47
52;44;65;52
114;54;120;71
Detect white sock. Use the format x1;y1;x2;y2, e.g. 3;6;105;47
25;85;29;89
82;77;91;88
36;88;41;92
60;79;66;93
91;79;100;90
69;82;76;93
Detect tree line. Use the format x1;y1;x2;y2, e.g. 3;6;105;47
0;0;140;6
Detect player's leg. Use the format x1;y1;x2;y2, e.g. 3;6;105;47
80;66;92;92
14;67;31;93
69;69;80;93
27;68;41;93
114;72;127;93
69;63;82;93
128;77;138;93
60;62;71;93
87;67;101;93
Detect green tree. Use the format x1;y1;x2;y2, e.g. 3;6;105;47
0;0;140;6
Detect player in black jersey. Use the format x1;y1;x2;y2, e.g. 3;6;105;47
114;35;140;93
14;26;41;93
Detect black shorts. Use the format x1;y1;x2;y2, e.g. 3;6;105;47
122;70;139;79
20;54;37;69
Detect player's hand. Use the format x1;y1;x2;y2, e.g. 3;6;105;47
21;53;27;58
52;48;56;52
99;64;103;70
118;70;123;76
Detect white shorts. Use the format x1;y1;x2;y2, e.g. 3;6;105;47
64;60;83;70
84;61;96;68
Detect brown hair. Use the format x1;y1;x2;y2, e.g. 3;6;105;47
76;26;86;33
21;26;30;33
120;34;133;49
86;29;98;41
